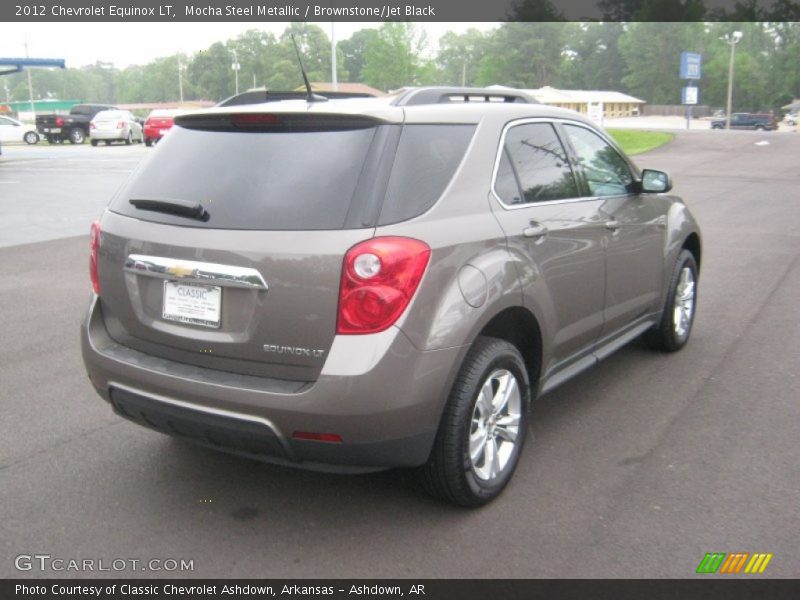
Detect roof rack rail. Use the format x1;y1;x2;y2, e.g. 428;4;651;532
217;90;377;107
391;87;537;107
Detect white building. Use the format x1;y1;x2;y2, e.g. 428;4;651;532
491;85;646;119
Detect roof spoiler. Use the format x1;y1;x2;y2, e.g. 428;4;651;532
391;87;537;106
217;90;377;107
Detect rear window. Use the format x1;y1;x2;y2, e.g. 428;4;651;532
109;124;378;230
110;119;475;231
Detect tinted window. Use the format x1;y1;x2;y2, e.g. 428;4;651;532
494;150;522;205
110;125;377;230
500;123;578;203
378;125;475;225
563;124;633;197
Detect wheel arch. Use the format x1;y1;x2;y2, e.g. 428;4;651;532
682;232;702;273
475;306;543;393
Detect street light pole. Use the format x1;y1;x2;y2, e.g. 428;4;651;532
330;22;338;91
231;49;240;95
177;56;184;105
23;37;35;117
725;30;743;130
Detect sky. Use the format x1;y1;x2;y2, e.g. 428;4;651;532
0;22;499;69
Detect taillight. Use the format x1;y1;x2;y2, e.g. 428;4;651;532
89;220;101;294
337;237;430;335
56;116;63;127
90;122;95;130
117;121;125;129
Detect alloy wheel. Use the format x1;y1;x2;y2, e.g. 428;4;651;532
469;369;522;481
673;266;695;340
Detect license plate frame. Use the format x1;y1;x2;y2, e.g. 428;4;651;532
162;281;222;329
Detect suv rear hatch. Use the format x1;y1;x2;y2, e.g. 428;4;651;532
96;108;475;382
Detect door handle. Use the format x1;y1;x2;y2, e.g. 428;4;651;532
523;222;548;239
605;219;621;231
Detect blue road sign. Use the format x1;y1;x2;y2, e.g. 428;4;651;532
680;52;702;80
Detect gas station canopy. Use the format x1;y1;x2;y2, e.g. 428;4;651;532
0;57;66;76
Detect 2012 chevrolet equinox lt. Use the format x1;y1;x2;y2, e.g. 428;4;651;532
81;87;701;506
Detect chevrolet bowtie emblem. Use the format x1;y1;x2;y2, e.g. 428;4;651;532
166;264;195;278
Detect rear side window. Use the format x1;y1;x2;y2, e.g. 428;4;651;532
378;125;475;225
497;122;578;204
110;125;377;230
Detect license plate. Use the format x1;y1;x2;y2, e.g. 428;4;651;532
158;129;167;136
44;128;61;134
162;281;221;328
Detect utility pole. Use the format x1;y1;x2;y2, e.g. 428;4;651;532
177;55;184;105
23;36;35;117
725;30;743;130
331;22;338;91
231;49;240;95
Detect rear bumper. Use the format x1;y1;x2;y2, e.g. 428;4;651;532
81;295;463;471
90;130;127;140
143;126;169;139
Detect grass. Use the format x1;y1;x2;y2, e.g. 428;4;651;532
607;129;674;156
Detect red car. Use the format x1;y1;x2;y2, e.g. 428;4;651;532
143;109;182;147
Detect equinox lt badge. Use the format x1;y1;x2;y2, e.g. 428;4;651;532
263;344;325;358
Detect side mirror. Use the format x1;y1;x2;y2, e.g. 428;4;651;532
640;169;672;193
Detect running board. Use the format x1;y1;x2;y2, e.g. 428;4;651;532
540;319;656;396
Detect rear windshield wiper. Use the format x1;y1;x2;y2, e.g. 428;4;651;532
129;198;209;222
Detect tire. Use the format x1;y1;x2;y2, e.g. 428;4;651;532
68;128;85;144
45;135;57;144
145;138;153;147
755;125;765;131
104;140;111;146
644;249;698;352
125;132;132;145
91;140;99;147
711;124;722;130
421;336;530;507
24;131;39;145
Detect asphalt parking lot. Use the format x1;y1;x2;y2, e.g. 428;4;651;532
1;131;798;578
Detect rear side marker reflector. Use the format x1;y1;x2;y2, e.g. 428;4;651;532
292;431;343;443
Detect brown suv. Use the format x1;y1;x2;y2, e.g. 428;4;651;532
81;87;701;506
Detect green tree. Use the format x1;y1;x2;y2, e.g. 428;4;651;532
362;23;428;91
562;23;626;91
228;29;279;90
475;23;573;88
436;29;492;86
189;42;236;101
619;22;705;103
339;28;380;83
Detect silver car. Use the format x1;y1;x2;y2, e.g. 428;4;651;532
81;87;701;506
90;109;144;146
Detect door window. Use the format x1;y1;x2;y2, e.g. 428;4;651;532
563;124;634;197
494;122;578;205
